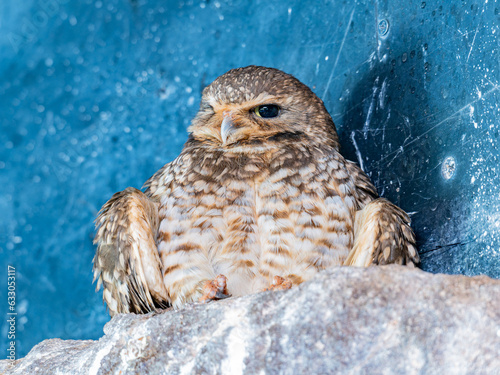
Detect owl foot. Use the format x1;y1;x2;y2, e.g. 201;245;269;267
264;276;293;292
199;274;231;303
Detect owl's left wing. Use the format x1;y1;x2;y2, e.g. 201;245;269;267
345;197;419;266
336;157;419;267
344;160;379;208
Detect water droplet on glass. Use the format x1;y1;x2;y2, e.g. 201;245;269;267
441;156;456;180
378;19;389;36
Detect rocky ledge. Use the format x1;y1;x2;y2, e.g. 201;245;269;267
1;266;499;375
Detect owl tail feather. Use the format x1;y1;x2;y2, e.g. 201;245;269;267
344;198;420;267
93;187;170;316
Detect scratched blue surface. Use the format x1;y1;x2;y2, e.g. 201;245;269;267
1;0;499;358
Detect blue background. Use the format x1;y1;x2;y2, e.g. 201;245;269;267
1;0;499;358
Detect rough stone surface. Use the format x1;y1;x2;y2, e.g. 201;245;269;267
1;266;499;375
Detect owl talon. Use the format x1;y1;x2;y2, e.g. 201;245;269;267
199;274;231;303
264;276;293;292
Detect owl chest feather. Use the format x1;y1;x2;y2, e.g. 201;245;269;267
156;145;356;294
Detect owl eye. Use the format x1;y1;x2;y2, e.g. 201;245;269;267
254;104;280;118
201;102;214;113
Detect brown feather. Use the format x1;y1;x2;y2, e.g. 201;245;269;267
93;187;169;316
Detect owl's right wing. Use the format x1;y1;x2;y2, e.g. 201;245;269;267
93;187;170;316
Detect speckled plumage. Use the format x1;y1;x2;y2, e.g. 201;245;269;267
93;66;419;316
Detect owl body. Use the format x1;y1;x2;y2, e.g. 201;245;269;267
94;66;418;315
146;141;363;307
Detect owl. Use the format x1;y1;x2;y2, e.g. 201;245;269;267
93;66;419;316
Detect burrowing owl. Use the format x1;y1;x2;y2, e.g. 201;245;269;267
93;66;419;316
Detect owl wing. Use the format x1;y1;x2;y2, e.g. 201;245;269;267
93;185;170;316
340;159;419;267
344;160;379;208
345;198;419;266
142;161;176;200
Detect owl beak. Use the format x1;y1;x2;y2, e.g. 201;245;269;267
220;112;236;145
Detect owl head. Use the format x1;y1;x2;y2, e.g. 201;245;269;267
188;66;340;152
